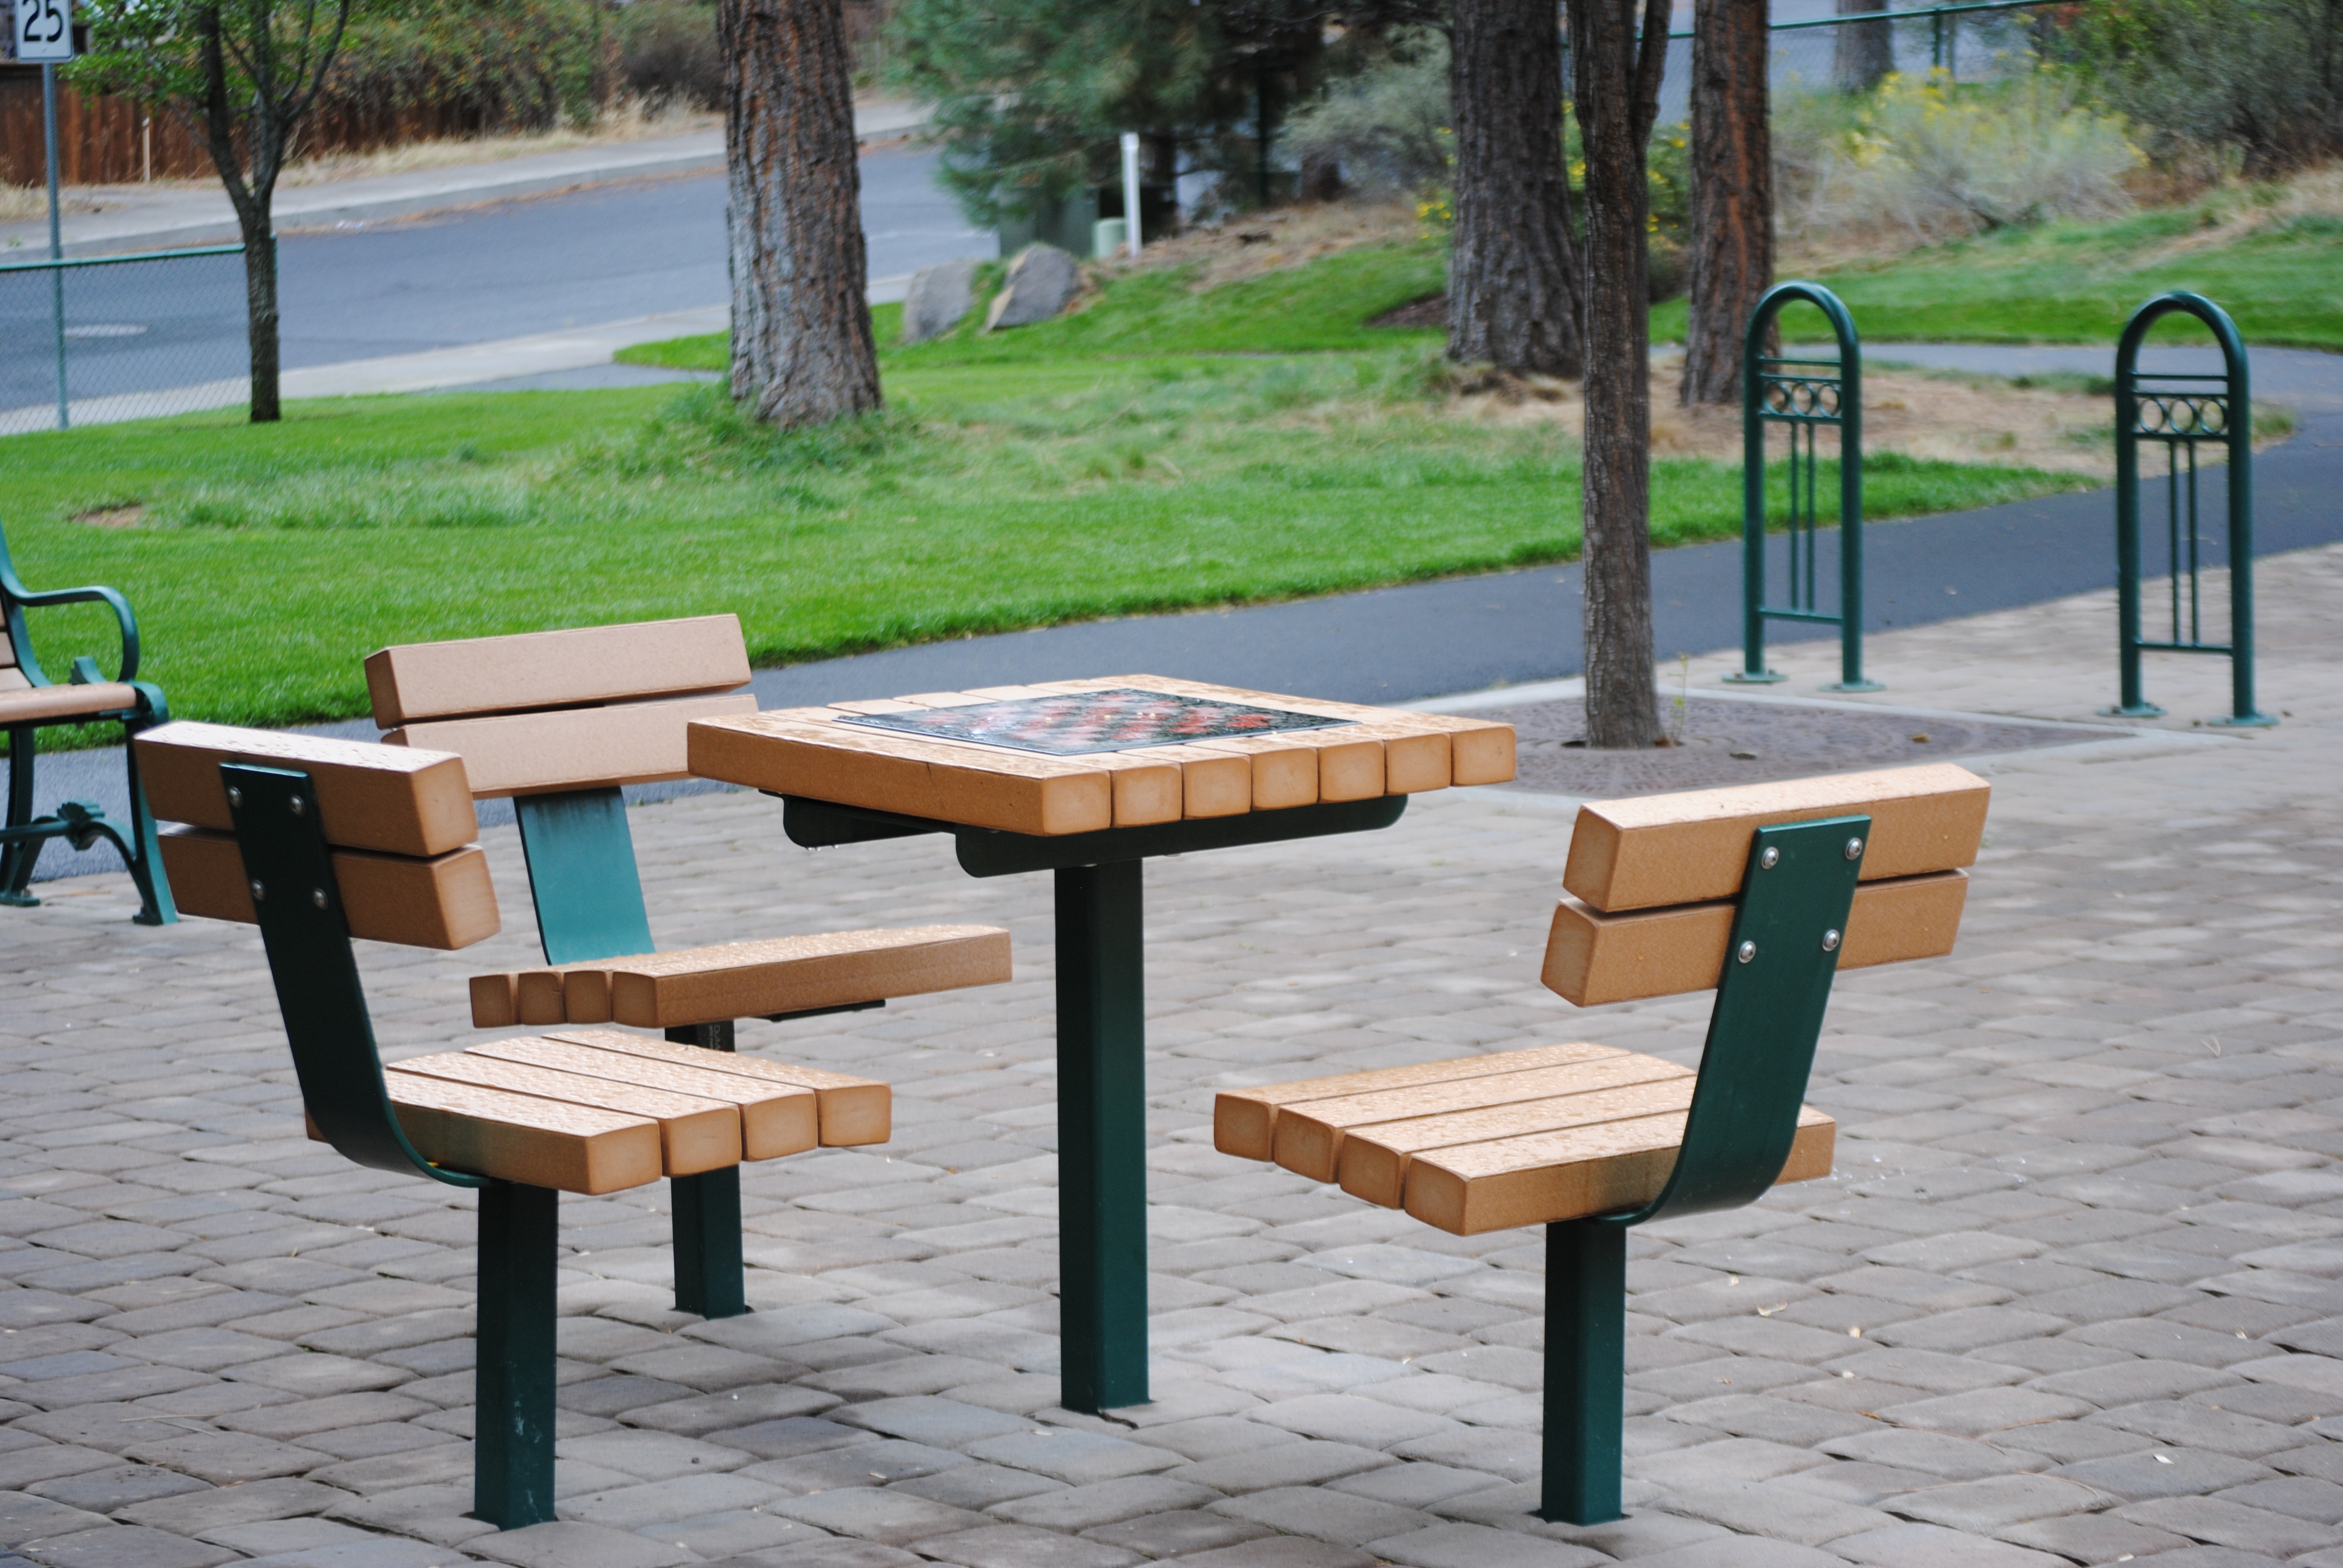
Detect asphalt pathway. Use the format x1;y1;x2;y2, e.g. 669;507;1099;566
21;341;2341;889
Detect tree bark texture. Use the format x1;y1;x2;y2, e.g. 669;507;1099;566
1833;0;1893;93
721;0;880;428
1567;0;1670;749
1447;0;1582;376
1681;0;1774;406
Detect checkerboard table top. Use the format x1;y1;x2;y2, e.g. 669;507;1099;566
686;675;1519;837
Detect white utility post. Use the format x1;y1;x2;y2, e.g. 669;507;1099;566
1119;132;1143;260
15;0;74;429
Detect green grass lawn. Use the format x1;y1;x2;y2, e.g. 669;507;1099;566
7;238;2093;738
1651;201;2343;349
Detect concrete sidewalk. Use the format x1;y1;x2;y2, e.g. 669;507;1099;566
0;101;928;260
8;546;2343;1568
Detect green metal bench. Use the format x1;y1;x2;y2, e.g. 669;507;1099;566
364;615;1013;1321
133;719;925;1529
1216;763;1988;1524
0;521;174;923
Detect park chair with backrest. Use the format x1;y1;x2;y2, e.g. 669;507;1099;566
0;519;174;923
362;613;1014;1321
128;720;977;1530
1215;763;1990;1525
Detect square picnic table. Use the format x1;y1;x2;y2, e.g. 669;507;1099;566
686;675;1517;1412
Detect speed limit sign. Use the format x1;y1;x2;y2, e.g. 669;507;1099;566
13;0;73;62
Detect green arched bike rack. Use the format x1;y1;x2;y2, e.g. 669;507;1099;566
2109;292;2272;727
1727;282;1880;692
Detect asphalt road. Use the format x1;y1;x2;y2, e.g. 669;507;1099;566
0;146;985;411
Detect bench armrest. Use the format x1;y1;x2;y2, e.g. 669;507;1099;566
2;571;142;685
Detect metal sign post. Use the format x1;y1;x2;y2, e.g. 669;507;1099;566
1119;132;1142;261
17;0;74;430
2108;292;2272;727
1728;281;1878;691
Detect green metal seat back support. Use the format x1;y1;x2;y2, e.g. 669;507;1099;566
219;758;558;1531
512;788;655;965
1544;814;1869;1526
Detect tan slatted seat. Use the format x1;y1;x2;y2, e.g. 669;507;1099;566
1217;764;1987;1234
137;721;894;1195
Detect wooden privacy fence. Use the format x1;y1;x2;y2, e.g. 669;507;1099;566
1;65;521;188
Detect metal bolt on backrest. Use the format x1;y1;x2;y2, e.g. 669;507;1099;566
226;787;243;808
1844;837;1864;861
1737;940;1758;963
1760;847;1780;869
312;889;329;909
248;879;264;901
1823;929;1841;951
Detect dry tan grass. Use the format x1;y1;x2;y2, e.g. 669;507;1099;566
273;99;719;188
2132;164;2343;266
1095;199;1421;290
0;185;102;221
1455;358;2119;478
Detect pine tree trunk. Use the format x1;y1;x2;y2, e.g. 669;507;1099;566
1448;0;1582;376
1834;0;1893;93
721;0;880;427
1568;0;1669;749
1681;0;1773;407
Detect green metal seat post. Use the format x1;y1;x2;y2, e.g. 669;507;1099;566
512;788;747;1320
666;1022;746;1320
220;763;557;1530
1539;816;1869;1524
0;724;34;903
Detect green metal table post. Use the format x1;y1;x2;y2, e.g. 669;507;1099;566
475;1180;559;1529
1055;860;1152;1412
1729;282;1877;693
2107;292;2272;728
1541;1220;1625;1524
781;792;1412;1415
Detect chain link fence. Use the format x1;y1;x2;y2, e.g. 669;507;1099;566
1654;0;2061;126
0;243;251;435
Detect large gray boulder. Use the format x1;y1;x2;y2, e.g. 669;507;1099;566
901;259;980;345
985;244;1081;331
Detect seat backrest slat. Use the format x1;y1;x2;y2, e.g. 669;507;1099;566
137;720;479;857
366;614;750;727
134;724;500;955
387;693;758;799
1562;762;1988;913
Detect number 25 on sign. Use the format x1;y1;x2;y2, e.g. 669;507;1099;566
14;0;72;62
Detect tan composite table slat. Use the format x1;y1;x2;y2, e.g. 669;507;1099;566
686;676;1516;837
